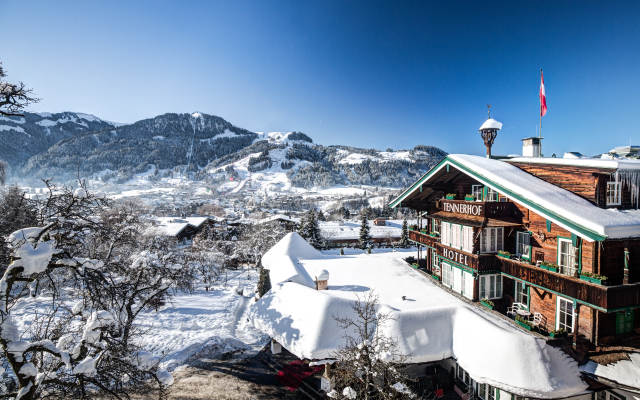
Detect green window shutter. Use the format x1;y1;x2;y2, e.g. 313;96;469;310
496;388;500;400
546;219;552;232
526;285;531;310
626;310;634;333
616;312;626;335
571;233;578;247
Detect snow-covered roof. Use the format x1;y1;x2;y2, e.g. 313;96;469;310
391;155;640;241
508;156;640;170
319;219;414;241
582;353;640;390
249;233;587;398
479;119;503;130
255;215;300;225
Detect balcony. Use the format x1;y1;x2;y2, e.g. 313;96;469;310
408;230;439;247
498;257;640;311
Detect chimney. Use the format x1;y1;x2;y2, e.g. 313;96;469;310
316;269;330;290
522;137;543;157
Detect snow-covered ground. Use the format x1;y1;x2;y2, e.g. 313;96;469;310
9;266;269;374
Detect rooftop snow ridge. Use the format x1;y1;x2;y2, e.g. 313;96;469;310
249;233;588;398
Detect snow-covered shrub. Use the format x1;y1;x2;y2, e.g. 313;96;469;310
0;181;190;399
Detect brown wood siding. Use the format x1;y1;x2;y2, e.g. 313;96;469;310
527;284;593;339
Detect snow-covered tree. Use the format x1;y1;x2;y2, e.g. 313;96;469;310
236;221;287;266
358;214;372;249
329;291;413;400
0;60;40;117
400;218;408;248
0;182;188;399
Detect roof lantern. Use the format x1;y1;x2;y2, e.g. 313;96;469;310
479;105;502;158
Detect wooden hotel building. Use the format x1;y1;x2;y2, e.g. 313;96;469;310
390;118;640;377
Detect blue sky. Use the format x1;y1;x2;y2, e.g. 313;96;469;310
2;0;640;157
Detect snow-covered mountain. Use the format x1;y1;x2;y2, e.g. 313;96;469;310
0;112;124;169
21;112;257;180
15;111;446;190
203;131;446;191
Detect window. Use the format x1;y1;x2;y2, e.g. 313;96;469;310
479;274;502;299
479;384;498;400
462;226;474;253
516;231;531;259
606;182;621;206
616;310;635;335
557;296;574;333
456;365;473;387
480;227;503;253
442;262;452;287
441;222;451;247
472;185;483;200
515;281;528;307
451;224;461;249
486;188;499;202
432;218;439;233
463;271;473;299
432;249;440;270
596;390;624;400
558;238;577;276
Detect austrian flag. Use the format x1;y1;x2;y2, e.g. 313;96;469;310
540;69;547;117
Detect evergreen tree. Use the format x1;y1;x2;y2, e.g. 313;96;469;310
297;214;308;239
306;209;322;249
340;247;345;256
257;267;272;299
401;218;408;248
341;206;350;220
358;214;372;249
317;209;326;221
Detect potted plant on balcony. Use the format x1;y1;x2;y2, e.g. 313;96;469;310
590;273;608;285
549;328;567;338
540;261;558;272
480;298;494;310
432;273;441;281
515;315;533;331
498;250;512;259
464;194;476;201
579;271;593;282
429;231;440;238
445;193;456;200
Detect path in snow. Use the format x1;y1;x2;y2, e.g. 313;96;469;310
233;295;267;354
229;177;250;194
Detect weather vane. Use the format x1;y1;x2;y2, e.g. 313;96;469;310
487;104;491;119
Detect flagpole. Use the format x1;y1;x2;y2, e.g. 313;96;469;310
539;68;543;157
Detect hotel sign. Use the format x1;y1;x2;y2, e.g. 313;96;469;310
438;247;473;267
442;200;484;217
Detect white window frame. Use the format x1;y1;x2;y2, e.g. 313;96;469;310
558;238;577;276
451;224;461;249
515;281;528;308
472;185;483;201
479;274;502;300
442;262;452;287
456;364;474;388
478;383;498;400
462;226;474;253
516;231;531;259
432;249;440;270
432;218;440;233
463;271;473;299
606;181;621;206
480;227;503;253
441;222;451;247
485;188;499;202
556;296;575;333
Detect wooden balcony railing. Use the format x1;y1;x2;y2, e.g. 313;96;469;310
498;257;640;311
408;230;439;247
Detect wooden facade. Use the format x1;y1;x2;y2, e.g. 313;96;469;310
401;158;640;346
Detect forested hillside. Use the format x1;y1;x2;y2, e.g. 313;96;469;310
0;112;120;170
21;112;257;181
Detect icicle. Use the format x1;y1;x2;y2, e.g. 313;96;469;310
615;169;640;209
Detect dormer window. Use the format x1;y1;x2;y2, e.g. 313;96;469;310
606;182;621;206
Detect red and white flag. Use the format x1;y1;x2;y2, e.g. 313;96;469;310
539;69;547;117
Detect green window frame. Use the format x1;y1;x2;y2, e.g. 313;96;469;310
514;281;529;310
616;310;634;335
557;236;577;277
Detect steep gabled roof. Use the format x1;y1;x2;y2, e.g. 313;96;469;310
390;155;640;241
